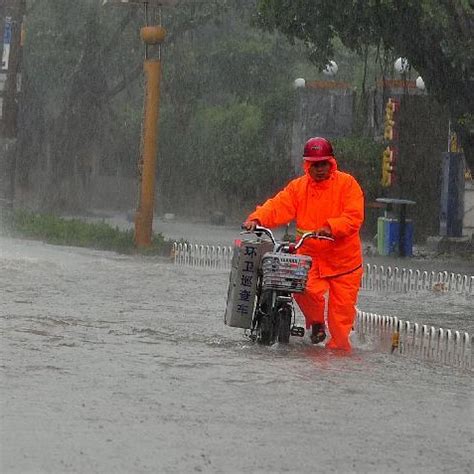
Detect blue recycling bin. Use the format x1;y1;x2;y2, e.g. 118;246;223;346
377;217;413;256
376;198;416;257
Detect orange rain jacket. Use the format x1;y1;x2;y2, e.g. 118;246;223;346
248;158;364;277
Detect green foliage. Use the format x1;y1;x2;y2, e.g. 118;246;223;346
197;103;263;188
332;137;384;202
0;210;170;255
332;137;385;239
22;0;444;221
159;98;288;213
155;3;307;215
19;0;310;214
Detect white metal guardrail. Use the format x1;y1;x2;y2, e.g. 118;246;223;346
172;242;474;296
361;264;473;295
172;242;234;270
356;310;472;370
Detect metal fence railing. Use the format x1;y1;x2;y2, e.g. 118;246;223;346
356;310;472;370
360;264;473;295
172;242;474;296
172;242;233;270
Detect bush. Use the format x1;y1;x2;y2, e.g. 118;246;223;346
333;137;385;239
0;210;171;256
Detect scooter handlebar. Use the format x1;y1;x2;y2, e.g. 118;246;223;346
240;225;333;249
240;224;276;245
294;231;334;251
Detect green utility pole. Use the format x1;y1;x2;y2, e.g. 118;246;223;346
0;0;25;208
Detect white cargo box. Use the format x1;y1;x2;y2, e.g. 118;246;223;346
224;239;273;329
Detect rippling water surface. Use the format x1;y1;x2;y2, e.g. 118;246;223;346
1;236;472;474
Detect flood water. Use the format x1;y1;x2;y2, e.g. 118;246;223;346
1;235;472;473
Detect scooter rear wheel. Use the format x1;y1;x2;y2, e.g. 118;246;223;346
257;313;274;345
277;305;291;344
254;290;274;345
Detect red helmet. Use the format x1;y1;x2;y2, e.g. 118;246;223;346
303;137;334;162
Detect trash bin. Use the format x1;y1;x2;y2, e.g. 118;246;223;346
375;198;416;257
377;217;414;256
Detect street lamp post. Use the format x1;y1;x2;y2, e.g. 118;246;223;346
103;0;170;247
104;0;202;246
134;14;166;247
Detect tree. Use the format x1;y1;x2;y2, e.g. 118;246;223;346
155;1;309;215
17;0;305;214
17;0;141;209
257;0;474;170
19;0;396;219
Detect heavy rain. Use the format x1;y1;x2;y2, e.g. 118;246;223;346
0;1;473;473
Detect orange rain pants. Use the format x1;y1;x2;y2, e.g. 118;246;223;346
247;158;364;351
293;266;363;351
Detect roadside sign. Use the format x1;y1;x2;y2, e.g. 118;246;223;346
2;16;13;70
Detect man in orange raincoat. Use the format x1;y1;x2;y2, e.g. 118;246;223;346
243;137;364;351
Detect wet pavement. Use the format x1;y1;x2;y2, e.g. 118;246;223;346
1;235;472;473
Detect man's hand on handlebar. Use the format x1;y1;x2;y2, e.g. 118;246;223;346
242;219;259;232
314;226;333;238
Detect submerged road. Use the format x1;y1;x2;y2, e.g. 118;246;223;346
0;236;472;473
